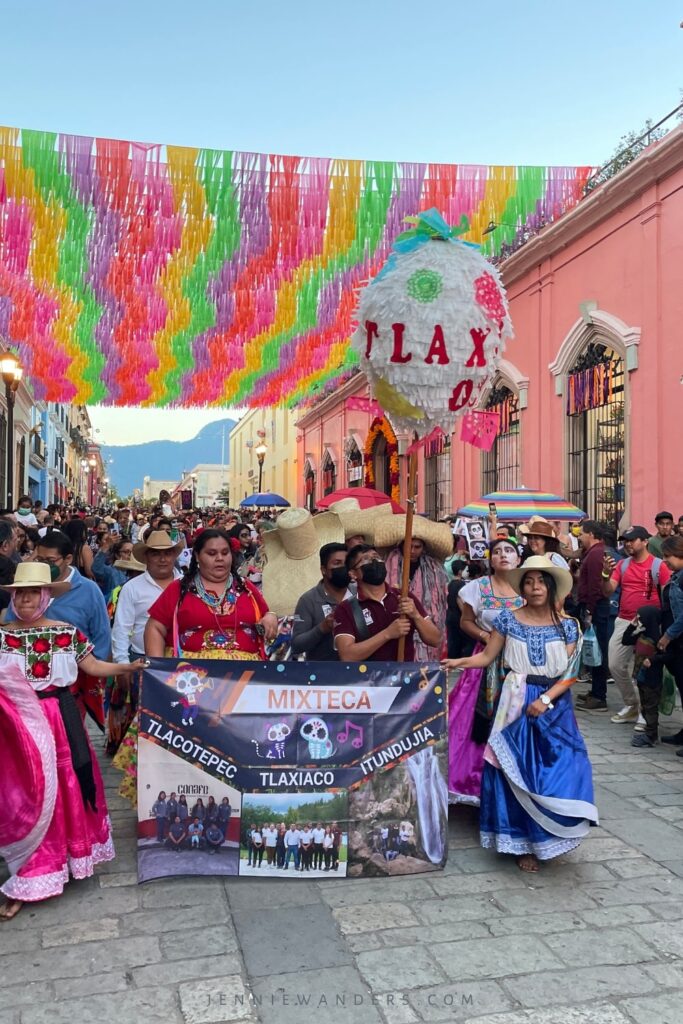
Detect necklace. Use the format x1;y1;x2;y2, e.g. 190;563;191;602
194;573;236;611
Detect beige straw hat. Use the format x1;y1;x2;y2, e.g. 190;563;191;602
506;555;573;602
328;497;396;545
262;508;344;616
1;562;70;595
372;514;453;562
133;529;184;562
113;556;147;572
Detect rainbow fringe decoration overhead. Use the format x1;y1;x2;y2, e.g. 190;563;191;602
0;127;594;407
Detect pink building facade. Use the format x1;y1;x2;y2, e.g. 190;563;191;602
297;127;683;527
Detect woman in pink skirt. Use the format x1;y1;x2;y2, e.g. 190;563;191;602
0;563;145;920
448;538;523;805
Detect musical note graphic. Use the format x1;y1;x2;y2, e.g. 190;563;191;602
410;701;424;713
337;719;364;749
418;666;430;691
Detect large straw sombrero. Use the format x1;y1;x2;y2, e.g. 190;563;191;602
328;498;396;545
506;555;573;602
262;508;344;616
133;529;184;562
1;562;71;595
372;514;453;562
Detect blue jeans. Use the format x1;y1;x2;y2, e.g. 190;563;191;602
284;846;300;869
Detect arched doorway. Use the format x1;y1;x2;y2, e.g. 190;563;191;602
363;416;400;504
566;344;625;528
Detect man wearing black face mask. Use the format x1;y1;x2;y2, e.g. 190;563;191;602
291;543;353;661
334;544;441;662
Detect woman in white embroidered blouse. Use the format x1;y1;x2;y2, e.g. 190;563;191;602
443;556;598;873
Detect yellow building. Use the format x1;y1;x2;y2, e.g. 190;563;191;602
229;407;298;506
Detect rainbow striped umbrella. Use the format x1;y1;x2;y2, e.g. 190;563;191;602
457;489;586;522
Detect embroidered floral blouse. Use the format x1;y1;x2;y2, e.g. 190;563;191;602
0;625;93;690
459;576;525;633
492;609;579;677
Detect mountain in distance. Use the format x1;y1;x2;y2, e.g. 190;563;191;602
102;417;237;497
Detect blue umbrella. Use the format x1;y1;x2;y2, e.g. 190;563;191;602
239;493;290;507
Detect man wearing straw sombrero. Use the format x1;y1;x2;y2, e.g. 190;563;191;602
376;515;452;661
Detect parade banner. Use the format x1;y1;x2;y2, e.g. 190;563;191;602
137;658;448;883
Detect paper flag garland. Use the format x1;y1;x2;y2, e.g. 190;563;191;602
0;127;594;407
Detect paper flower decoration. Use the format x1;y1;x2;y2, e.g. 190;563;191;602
351;209;514;435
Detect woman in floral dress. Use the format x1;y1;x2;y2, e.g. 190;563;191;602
0;563;145;920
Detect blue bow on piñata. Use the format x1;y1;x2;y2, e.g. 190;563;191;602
375;208;479;281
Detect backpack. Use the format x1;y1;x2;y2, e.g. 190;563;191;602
616;556;663;603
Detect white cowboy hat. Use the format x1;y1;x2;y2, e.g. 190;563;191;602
262;508;344;616
133;530;184;562
1;562;71;595
328;498;396;545
506;555;573;603
371;514;454;563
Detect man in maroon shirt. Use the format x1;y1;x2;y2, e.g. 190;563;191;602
333;544;441;661
575;520;610;713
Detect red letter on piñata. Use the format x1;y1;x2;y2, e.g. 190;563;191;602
390;323;412;363
365;321;379;359
424;325;449;365
465;328;488;368
449;380;474;411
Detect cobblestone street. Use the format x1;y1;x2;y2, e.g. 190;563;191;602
3;698;683;1024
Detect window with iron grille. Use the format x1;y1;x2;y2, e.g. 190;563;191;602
345;440;363;487
424;433;452;520
481;385;521;493
321;451;336;496
566;345;625;529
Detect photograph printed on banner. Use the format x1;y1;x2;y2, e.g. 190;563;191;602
347;735;448;878
137;737;242;882
239;791;348;878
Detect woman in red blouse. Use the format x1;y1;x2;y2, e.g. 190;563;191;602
144;529;278;660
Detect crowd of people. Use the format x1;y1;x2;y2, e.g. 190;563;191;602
1;490;681;916
243;821;343;871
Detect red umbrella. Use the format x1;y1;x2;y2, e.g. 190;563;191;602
316;486;404;514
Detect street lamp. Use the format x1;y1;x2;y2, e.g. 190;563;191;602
0;351;24;509
190;472;197;508
255;442;268;493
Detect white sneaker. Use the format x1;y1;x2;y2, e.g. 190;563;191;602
633;713;647;733
610;705;639;724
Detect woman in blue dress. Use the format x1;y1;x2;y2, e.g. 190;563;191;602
443;556;598;872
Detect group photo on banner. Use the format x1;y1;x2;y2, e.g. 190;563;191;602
136;658;448;882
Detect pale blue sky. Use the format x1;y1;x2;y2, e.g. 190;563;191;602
4;1;682;441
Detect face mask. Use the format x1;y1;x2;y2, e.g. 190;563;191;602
570;526;581;537
18;508;30;516
359;559;386;586
49;564;61;582
329;567;351;589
